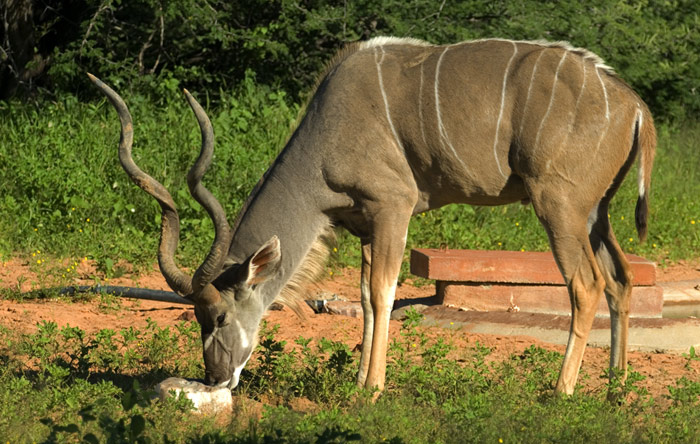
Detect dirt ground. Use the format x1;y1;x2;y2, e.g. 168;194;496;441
1;257;699;400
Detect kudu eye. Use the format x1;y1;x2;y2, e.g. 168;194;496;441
216;313;228;326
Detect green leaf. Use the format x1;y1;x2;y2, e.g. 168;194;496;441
131;414;146;437
83;433;100;444
121;390;136;411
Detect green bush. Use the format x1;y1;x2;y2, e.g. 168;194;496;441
3;0;699;121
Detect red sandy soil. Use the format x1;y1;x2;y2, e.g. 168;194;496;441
1;257;699;400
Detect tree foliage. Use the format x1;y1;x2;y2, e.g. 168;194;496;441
1;0;698;121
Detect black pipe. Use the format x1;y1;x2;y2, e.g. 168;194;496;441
57;285;194;305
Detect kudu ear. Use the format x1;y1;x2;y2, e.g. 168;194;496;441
240;236;282;288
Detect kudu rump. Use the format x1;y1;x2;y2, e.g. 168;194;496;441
91;37;656;395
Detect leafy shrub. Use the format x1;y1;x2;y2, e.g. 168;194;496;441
241;321;359;404
3;0;698;121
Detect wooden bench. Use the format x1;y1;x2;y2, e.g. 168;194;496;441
410;248;663;318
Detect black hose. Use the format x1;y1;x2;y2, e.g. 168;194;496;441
57;285;194;305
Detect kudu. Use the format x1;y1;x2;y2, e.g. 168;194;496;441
90;36;656;395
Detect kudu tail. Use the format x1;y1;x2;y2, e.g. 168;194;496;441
634;108;656;243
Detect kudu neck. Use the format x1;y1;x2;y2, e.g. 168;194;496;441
227;147;330;307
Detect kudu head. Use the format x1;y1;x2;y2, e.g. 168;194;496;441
88;74;281;388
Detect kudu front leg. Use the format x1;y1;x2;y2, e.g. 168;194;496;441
357;240;373;387
362;212;411;394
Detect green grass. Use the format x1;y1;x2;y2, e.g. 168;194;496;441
0;312;698;443
0;75;298;272
1;79;699;274
1;79;699;442
0;81;699;441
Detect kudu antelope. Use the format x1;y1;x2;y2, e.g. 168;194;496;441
90;36;656;395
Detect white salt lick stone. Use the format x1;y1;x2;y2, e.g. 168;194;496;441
156;377;232;415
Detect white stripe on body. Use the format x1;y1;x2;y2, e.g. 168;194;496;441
573;61;588;116
548;58;587;184
518;49;547;137
591;67;611;157
534;51;569;152
419;63;428;146
434;47;470;174
374;46;405;155
492;41;518;178
596;67;610;120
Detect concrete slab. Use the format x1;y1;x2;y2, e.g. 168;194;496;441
420;306;700;354
660;280;700;318
314;279;700;354
660;280;700;303
439;282;663;318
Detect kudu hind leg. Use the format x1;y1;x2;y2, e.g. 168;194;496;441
534;201;607;394
357;240;373;387
589;207;633;384
556;235;606;394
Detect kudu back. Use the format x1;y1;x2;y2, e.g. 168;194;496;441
91;37;656;395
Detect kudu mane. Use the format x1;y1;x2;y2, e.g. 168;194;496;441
275;225;336;317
